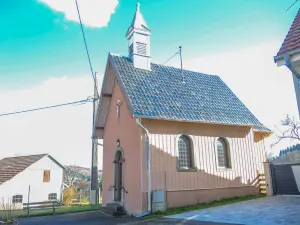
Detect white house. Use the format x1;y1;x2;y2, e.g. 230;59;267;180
0;154;64;205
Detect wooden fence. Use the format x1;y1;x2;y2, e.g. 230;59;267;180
257;170;266;194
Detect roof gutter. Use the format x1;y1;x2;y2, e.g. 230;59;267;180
274;48;300;63
283;54;300;79
135;118;152;214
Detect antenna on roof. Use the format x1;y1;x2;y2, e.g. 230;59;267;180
286;0;299;11
179;46;185;83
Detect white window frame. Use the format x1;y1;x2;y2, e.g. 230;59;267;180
215;137;232;170
175;134;196;171
48;193;57;201
12;194;23;204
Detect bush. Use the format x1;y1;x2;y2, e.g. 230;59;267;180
81;196;89;204
0;198;17;224
63;187;78;206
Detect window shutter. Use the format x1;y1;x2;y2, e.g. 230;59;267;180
43;170;50;182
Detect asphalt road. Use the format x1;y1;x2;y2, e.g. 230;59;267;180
18;211;239;225
19;211;135;225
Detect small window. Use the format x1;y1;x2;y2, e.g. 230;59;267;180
48;193;57;201
43;170;50;182
216;138;231;168
12;195;23;204
177;135;193;169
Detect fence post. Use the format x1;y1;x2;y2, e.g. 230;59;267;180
27;185;30;219
270;163;277;195
52;201;56;216
263;162;274;196
79;189;81;204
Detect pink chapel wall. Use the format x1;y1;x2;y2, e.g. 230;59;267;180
140;119;266;209
102;77;143;215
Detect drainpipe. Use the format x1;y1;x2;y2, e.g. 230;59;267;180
283;54;300;116
136;118;152;215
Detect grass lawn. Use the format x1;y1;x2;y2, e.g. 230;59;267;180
143;194;266;220
14;204;102;218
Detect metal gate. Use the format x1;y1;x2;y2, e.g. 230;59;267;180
271;163;300;195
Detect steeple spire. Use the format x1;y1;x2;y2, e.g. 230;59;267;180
126;2;151;70
126;2;150;36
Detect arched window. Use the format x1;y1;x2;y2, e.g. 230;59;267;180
12;195;23;204
177;135;193;169
216;138;231;168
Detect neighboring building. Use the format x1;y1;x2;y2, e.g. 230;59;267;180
0;154;64;205
94;3;272;216
274;9;300;114
271;144;300;164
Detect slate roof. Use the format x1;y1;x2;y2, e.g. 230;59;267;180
0;154;47;185
276;9;300;56
110;54;270;132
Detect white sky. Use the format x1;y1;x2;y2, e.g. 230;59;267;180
0;1;298;169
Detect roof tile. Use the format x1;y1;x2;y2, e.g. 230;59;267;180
110;54;270;132
277;9;300;56
0;154;47;185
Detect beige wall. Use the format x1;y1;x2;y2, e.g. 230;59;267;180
102;76;142;215
166;186;258;208
141;119;266;196
142;186;258;210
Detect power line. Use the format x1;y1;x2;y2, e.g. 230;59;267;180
0;97;95;117
0;2;100;118
162;50;179;65
286;0;299;11
75;0;99;97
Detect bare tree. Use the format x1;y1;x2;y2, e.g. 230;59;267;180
272;115;300;147
64;165;80;187
266;152;275;162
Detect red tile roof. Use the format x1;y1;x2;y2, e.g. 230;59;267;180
0;154;47;185
277;9;300;56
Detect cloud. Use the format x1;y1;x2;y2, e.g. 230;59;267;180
0;76;103;169
178;41;299;156
39;0;119;28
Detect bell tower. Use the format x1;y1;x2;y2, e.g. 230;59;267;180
125;2;151;70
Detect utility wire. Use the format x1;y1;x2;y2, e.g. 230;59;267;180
286;0;299;11
163;51;179;65
75;0;99;97
0;97;95;117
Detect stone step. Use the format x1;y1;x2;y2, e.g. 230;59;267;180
101;203;127;217
106;202;124;212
